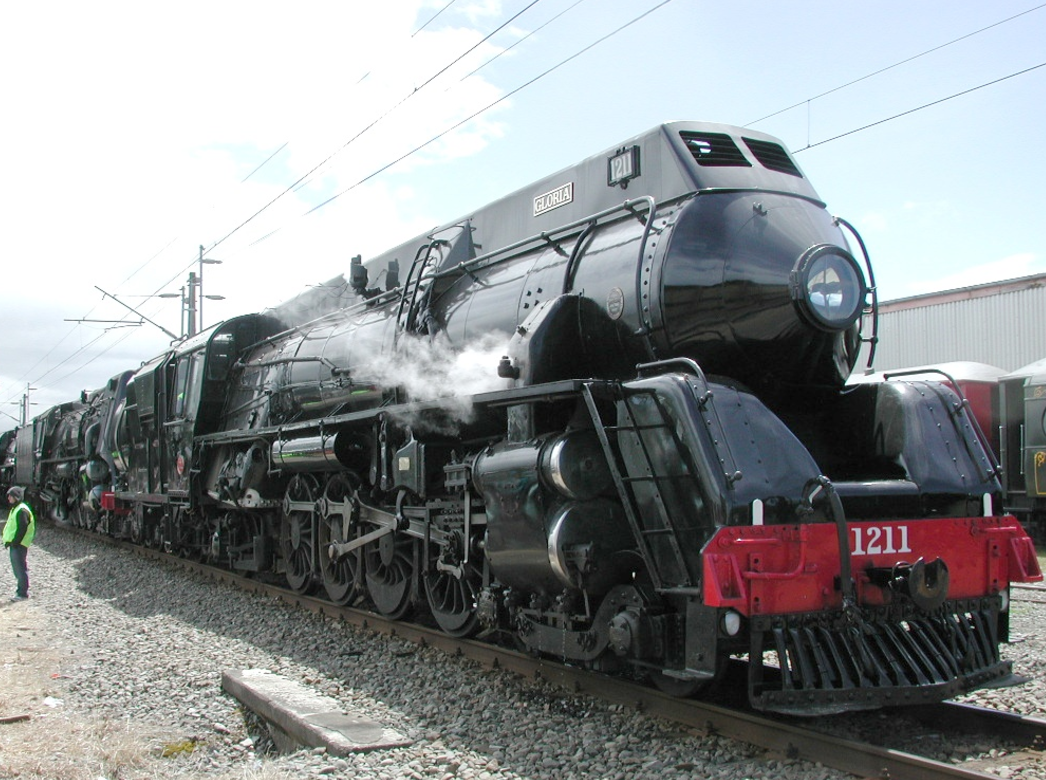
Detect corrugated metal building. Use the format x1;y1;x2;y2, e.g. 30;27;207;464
856;272;1046;374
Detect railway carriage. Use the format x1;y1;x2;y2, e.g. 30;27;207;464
998;359;1046;541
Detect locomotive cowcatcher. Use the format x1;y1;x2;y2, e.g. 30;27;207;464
14;121;1041;715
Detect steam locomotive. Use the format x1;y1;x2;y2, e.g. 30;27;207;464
6;122;1041;715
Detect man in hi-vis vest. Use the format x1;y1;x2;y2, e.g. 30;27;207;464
4;486;35;601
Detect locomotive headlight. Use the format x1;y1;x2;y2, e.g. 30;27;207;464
791;244;867;331
1000;588;1010;613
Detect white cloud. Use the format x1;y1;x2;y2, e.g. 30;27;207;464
0;0;512;407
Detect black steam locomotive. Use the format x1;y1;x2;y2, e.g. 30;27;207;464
7;122;1041;715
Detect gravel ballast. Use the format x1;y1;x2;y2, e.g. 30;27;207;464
1;526;1043;780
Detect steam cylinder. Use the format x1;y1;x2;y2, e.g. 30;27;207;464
473;431;630;595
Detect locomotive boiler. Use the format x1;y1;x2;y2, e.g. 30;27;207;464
12;122;1041;715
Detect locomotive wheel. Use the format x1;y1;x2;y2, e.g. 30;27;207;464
363;534;415;620
128;504;144;544
423;535;481;637
318;474;361;605
53;479;83;527
281;474;319;594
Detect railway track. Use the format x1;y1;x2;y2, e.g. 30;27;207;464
1013;582;1046;604
66;525;1045;780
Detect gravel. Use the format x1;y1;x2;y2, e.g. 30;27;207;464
3;525;1044;780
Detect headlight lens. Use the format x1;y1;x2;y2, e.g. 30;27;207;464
792;245;867;331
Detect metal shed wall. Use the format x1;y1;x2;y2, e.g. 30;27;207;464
857;278;1046;374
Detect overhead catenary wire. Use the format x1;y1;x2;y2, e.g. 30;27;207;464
458;0;590;82
3;237;181;399
0;0;558;409
2;2;1040;412
413;0;458;37
795;61;1046;151
241;142;289;183
129;0;557;345
745;1;1046;127
207;0;547;256
306;0;677;215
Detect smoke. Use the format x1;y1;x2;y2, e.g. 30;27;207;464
351;330;513;431
263;275;354;329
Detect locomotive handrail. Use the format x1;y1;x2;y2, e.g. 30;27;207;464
635;357;744;488
35;449;84;462
880;367;1003;483
636;357;709;385
428;196;659;282
561;221;598;295
392;197;659;341
580;382;678;590
631;195;666;346
394;242;440;337
833;216;878;370
245;196;664;352
234;355;347;375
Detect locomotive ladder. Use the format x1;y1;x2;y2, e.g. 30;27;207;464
581;383;699;592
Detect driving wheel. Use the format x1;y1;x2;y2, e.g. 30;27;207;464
281;474;319;593
318;474;361;605
364;533;415;620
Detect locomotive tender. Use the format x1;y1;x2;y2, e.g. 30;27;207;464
7;122;1042;715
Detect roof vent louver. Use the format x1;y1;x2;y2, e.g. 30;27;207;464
743;138;803;177
680;131;751;168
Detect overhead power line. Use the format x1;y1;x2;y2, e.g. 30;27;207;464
459;0;590;82
0;0;561;408
306;0;676;215
746;1;1046;127
413;0;458;37
242;142;289;183
5;1;1036;410
208;0;547;256
797;61;1046;151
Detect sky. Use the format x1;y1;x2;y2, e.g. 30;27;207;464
1;0;1043;421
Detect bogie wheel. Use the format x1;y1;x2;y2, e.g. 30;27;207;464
281;474;319;594
318;474;361;605
423;533;481;637
364;533;415;620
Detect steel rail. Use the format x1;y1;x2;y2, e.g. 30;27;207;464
62;526;1040;780
907;701;1046;748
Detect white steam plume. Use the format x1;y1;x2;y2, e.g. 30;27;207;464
351;330;513;429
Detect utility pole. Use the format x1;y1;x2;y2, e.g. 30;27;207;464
186;272;198;337
156;285;187;338
198;244;223;333
19;384;37;426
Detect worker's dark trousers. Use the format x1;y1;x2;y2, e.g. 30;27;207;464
9;544;28;598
